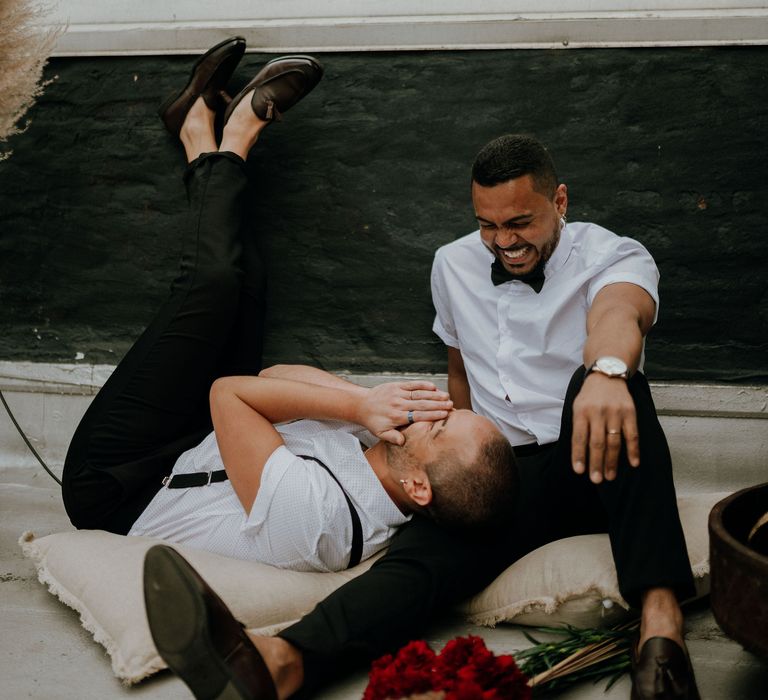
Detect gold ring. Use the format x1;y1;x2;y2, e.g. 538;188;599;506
607;429;620;435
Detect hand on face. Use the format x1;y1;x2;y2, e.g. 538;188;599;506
571;373;641;483
357;381;452;445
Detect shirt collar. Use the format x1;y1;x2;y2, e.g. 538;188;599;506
544;222;573;278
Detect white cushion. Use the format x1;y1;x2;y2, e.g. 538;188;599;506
460;492;716;627
20;492;724;684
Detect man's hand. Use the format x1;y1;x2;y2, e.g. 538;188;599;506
571;373;640;482
356;381;453;445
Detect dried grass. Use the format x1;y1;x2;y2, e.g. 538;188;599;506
0;0;63;160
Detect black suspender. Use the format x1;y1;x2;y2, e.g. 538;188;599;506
297;455;363;570
162;454;364;570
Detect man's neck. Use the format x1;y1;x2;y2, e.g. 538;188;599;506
364;442;412;515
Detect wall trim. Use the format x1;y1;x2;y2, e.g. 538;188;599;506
42;2;768;56
1;362;766;420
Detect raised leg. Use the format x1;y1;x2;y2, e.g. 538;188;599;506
62;103;260;532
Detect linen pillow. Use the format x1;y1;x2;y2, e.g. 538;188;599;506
20;492;723;684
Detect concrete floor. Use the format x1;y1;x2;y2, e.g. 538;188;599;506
3;463;768;700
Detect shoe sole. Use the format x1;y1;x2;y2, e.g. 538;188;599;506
143;545;249;700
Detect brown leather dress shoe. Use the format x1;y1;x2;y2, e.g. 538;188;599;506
143;545;277;700
631;637;701;700
159;36;246;136
223;55;323;124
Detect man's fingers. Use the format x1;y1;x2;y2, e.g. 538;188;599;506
572;379;639;482
623;414;641;467
378;429;405;446
604;429;622;480
405;409;449;425
412;399;452;412
406;388;450;402
571;414;589;474
400;380;440;393
588;426;606;484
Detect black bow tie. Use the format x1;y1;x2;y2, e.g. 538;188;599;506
491;259;545;293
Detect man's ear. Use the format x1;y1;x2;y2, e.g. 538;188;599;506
403;473;432;508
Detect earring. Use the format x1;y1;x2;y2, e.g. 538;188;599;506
399;479;409;485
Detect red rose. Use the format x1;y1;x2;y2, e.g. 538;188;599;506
364;636;530;700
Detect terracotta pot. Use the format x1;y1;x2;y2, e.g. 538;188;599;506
709;482;768;660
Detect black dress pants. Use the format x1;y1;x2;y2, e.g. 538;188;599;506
279;367;697;694
62;152;265;534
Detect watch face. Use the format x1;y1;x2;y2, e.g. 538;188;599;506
596;356;628;376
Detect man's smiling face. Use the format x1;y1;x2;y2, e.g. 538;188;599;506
473;174;568;278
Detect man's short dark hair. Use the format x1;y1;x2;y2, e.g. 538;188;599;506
471;134;558;198
424;431;518;530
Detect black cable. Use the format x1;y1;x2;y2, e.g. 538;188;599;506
0;387;62;486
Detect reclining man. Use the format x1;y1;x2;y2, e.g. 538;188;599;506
61;39;516;578
137;42;699;700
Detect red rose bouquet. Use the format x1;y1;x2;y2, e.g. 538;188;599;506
363;636;531;700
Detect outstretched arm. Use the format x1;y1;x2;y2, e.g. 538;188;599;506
571;282;656;483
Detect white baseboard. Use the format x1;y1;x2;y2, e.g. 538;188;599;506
41;2;768;56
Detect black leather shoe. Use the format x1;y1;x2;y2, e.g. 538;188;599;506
143;545;277;700
223;55;323;124
631;637;701;700
159;36;246;136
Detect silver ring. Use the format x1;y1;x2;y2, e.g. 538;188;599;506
407;410;414;424
607;429;620;435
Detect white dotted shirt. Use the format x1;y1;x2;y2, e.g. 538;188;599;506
431;222;659;446
128;420;410;571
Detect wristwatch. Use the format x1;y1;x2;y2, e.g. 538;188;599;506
586;356;630;380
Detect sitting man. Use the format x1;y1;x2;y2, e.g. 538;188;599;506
139;49;699;700
61;37;516;579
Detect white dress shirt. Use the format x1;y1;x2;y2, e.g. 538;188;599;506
431;222;659;446
129;419;410;572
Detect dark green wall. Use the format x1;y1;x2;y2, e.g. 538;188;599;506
1;48;766;381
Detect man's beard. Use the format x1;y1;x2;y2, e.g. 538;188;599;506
384;440;414;473
501;223;561;280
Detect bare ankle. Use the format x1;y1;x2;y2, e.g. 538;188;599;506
248;634;304;699
179;97;217;161
639;587;685;648
219;95;270;158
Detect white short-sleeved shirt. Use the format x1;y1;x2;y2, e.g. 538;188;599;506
431;222;659;446
128;420;410;572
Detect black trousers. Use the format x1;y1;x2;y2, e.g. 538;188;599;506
278;373;697;693
62;152;266;534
